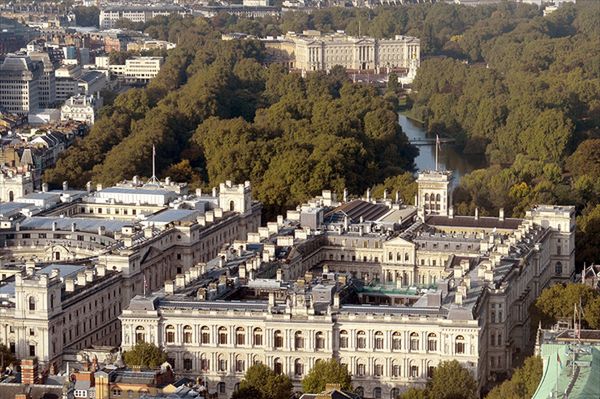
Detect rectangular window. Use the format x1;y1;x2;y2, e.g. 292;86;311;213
183;359;193;370
29;345;36;356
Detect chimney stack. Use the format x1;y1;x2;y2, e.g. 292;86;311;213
21;357;40;384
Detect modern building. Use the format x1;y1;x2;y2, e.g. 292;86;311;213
0;55;43;114
264;31;420;73
120;170;575;398
99;5;190;29
95;56;163;85
0;179;261;368
27;52;58;109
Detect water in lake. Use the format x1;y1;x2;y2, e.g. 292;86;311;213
398;114;486;186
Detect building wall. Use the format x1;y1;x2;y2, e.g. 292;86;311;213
121;306;479;398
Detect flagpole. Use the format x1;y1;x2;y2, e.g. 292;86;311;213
435;135;439;171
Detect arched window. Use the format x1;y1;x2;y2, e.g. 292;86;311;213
294;331;304;350
455;335;465;354
427;333;437;352
253;328;263;346
165;325;175;344
235;355;245;373
200;354;209;371
374;331;384;350
218;327;228;345
135;326;145;343
8;191;13;202
28;296;36;311
396;252;401;261
201;326;210;344
424;193;429;201
218;354;227;372
555;262;563;275
274;330;283;348
217;382;226;394
355;387;364;397
229;201;235;212
315;331;325;350
436;194;441;202
274;358;283;375
405;252;409;261
410;332;419;351
427;364;435;378
356;361;366;376
374;361;383;376
294;358;304;376
391;362;401;377
357;331;366;349
236;327;245;346
410;364;419;378
339;330;348;349
183;325;192;344
388;252;393;261
373;387;382;398
392;332;401;350
390;388;400;399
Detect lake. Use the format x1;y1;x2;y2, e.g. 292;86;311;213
398;114;486;186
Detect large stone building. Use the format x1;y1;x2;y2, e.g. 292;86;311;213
99;5;190;29
264;31;420;73
120;170;575;398
0;178;261;368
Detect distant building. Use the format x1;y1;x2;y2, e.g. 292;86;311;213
95;56;164;85
0;55;43;114
99;5;190;29
263;31;420;73
243;0;272;6
127;40;177;52
61;94;103;125
0;166;34;202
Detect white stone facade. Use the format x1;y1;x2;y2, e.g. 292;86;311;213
265;31;420;72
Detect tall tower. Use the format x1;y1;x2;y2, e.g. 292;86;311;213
416;170;453;219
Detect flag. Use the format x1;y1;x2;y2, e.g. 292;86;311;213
557;352;562;368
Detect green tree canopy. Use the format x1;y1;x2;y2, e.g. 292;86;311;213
485;356;542;399
427;360;478;399
122;342;167;369
534;283;600;329
238;363;293;399
301;359;352;393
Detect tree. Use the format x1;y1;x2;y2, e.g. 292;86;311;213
0;344;16;370
427;360;478;399
238;363;293;399
231;386;264;399
73;6;99;27
399;388;427;399
123;342;167;369
301;359;352;393
534;283;600;328
485;356;542;399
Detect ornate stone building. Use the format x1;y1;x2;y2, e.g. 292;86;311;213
0;178;261;368
264;31;420;73
120;170;575;398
